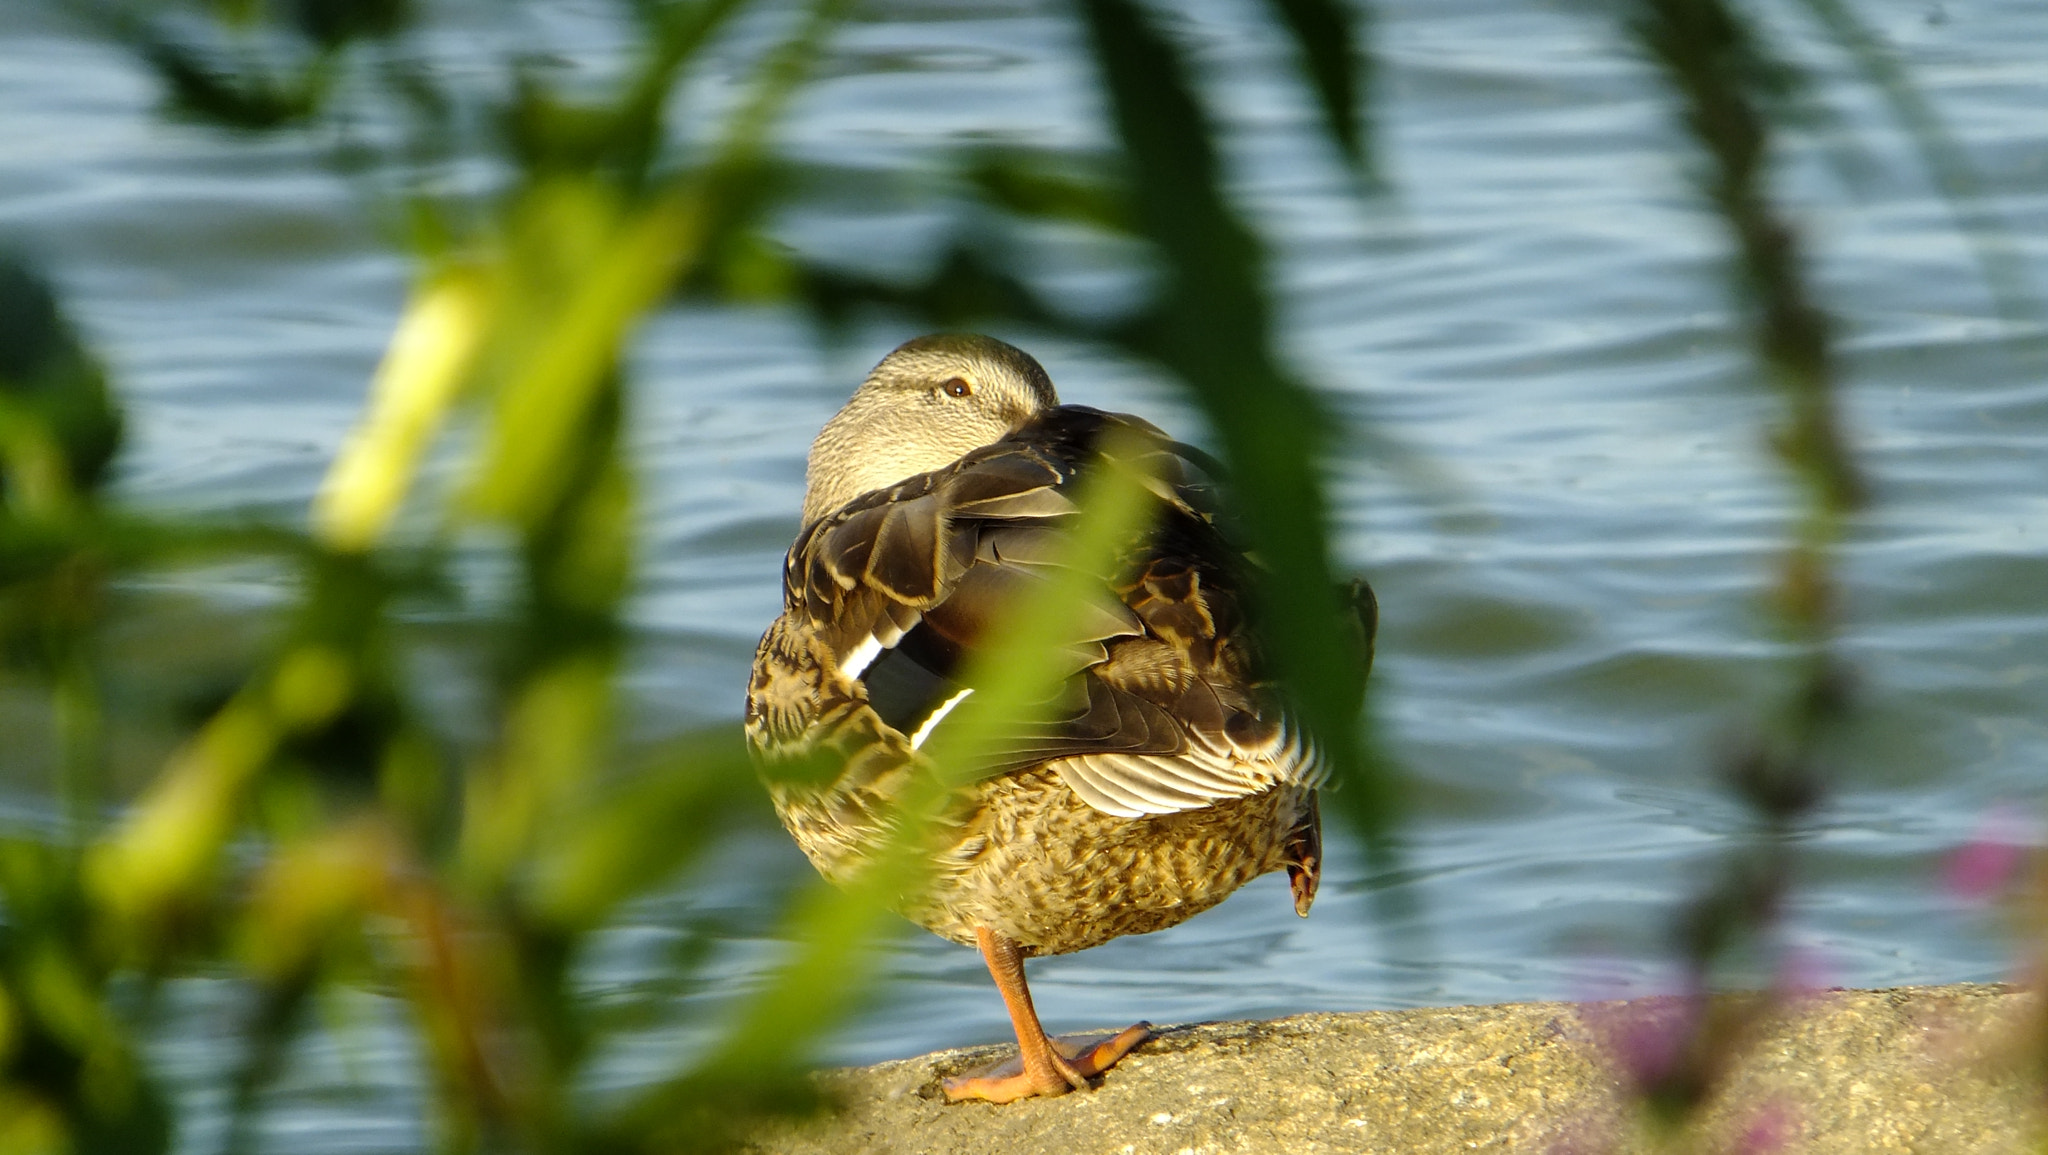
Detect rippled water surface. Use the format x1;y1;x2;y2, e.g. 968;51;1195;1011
4;0;2047;1144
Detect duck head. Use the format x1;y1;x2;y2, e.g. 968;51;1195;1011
802;334;1060;525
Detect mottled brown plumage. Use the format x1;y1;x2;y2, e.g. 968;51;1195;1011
744;334;1367;1103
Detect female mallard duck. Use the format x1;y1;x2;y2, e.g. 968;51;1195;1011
746;333;1365;1104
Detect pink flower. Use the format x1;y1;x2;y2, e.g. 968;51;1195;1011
1735;1099;1797;1153
1773;944;1833;1000
1581;992;1701;1090
1943;807;2033;901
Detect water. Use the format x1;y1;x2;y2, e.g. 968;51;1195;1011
4;0;2046;1138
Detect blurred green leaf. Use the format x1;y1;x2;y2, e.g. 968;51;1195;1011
798;240;1067;335
604;0;757;186
0;841;173;1155
135;32;326;130
963;150;1132;232
315;269;491;552
0;256;122;505
1257;0;1376;182
7;0;1966;1146
1629;0;1860;517
528;725;761;932
289;0;409;49
464;180;686;529
461;655;617;891
1077;0;1394;844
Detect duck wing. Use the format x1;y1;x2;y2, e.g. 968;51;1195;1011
747;405;1335;822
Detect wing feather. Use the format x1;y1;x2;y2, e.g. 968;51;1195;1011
750;405;1350;822
863;492;946;604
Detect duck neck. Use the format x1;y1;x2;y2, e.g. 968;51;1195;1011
801;396;1017;525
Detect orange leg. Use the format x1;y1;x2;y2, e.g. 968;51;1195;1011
941;926;1151;1104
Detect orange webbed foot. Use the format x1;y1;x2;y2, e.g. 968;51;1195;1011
941;1023;1152;1104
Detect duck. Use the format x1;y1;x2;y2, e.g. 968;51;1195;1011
744;333;1370;1104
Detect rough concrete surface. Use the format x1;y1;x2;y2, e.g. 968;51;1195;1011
742;983;2044;1154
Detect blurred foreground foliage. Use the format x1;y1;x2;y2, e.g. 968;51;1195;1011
0;0;2037;1152
4;0;1387;1150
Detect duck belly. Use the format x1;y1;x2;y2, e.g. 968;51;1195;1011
907;769;1310;957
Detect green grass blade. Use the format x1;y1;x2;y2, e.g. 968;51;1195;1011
1077;0;1396;846
1256;0;1377;184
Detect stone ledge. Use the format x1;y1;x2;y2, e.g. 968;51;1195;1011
742;983;2043;1154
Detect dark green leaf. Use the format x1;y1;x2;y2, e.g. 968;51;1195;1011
1257;0;1376;181
963;150;1133;232
1077;0;1398;844
290;0;409;49
0;255;123;496
136;33;323;130
794;242;1067;334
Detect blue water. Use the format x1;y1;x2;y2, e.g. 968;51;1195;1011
3;0;2046;1147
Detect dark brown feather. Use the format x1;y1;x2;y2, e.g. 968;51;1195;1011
754;406;1328;820
749;387;1371;957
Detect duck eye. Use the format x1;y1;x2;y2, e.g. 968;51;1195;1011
941;377;973;399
